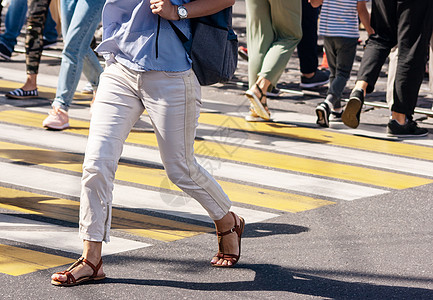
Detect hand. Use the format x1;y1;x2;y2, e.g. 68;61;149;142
150;0;178;20
308;0;322;8
367;27;375;36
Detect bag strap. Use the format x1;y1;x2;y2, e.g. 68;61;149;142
168;20;189;44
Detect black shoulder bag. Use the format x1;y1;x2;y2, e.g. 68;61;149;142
168;7;238;86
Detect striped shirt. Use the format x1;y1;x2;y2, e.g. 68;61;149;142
318;0;368;38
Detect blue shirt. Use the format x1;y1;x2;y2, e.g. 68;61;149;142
318;0;368;38
96;0;191;72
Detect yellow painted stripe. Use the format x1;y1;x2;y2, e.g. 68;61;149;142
0;187;212;242
0;111;431;189
0;79;91;100
0;244;74;276
197;113;433;162
0;140;334;212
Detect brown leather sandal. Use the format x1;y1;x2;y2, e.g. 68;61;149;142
211;212;245;267
51;257;106;286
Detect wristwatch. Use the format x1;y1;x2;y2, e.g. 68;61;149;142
177;5;188;20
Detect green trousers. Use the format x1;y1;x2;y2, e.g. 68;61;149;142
246;0;302;89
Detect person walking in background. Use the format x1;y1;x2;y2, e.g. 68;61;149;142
311;0;374;127
50;0;245;287
0;0;58;62
4;0;53;100
41;0;105;130
238;0;329;94
245;0;302;121
298;0;330;89
342;0;433;137
386;31;433;111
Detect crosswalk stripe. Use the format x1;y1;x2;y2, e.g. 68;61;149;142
0;110;430;190
0;161;280;223
0;140;335;211
0;214;151;258
197;113;433;161
3;121;432;179
197;127;433;178
0;79;90;100
0;244;75;276
0;187;213;242
0;122;420;201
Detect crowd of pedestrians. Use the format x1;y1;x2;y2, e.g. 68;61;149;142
0;0;432;286
1;0;431;135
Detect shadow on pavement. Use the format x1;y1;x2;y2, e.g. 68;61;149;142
243;222;309;238
103;263;433;299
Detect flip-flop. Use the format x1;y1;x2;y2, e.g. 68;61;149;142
6;88;39;99
51;257;106;287
245;84;270;120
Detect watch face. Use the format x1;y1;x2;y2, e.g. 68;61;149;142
178;6;188;19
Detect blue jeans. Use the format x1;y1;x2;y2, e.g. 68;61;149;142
53;0;104;111
0;0;57;52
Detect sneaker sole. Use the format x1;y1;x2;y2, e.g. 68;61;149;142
238;52;248;61
43;123;70;130
300;79;329;88
5;94;40;100
80;90;94;95
315;106;329;127
245;115;271;122
245;90;270;120
342;98;362;128
387;131;429;138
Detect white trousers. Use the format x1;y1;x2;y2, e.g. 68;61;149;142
79;61;231;242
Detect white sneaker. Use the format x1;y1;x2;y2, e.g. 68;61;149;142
81;82;94;94
42;107;69;130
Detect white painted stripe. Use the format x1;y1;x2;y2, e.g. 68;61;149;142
0;66;90;91
0;214;54;227
197;124;433;178
0;162;279;224
0;124;389;200
199;102;433;146
0;227;151;256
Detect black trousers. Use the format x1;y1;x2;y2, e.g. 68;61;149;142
297;0;319;74
357;0;433;118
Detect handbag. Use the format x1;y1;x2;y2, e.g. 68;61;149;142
168;7;238;86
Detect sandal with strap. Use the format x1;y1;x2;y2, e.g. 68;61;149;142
51;257;106;287
245;84;270;120
245;104;272;122
211;212;245;267
6;88;39;99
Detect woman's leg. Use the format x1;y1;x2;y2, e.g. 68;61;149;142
141;70;240;266
16;0;51;92
245;0;301;119
258;0;302;86
53;0;104;111
246;0;273;89
52;61;144;282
